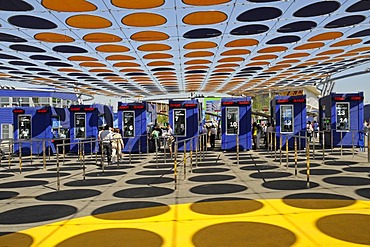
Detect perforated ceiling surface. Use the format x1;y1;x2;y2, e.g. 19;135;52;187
0;0;369;98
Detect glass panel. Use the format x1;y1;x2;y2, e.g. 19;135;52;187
173;109;186;136
0;97;10;107
280;105;293;133
123;111;135;137
336;103;350;131
226;107;239;135
74;113;86;139
18;115;31;139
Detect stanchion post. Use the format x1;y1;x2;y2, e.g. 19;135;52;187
90;140;93;159
63;139;65;159
174;142;178;190
331;129;334;154
82;143;86;180
279;134;282;166
8;140;12;169
236;135;239;166
183;140;187;179
30;140;33;166
155;139;158;168
286;137;289;169
129;142;132;164
43;140;46;170
48;140;51;161
147;135;149;154
368;134;370;163
190;139;193;173
312;134;315;160
294;137;297;177
195;136;198;168
352;131;355;158
298;131;301;153
322;131;325;164
274;132;277;161
306;138;310;188
56;146;60;190
19;141;22;174
340;131;343;157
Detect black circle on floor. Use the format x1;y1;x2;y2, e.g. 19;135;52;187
48;166;82;171
103;165;135;170
0;173;14;179
0;232;33;246
0;191;18;200
190;197;263;215
136;170;173;176
323;176;370;186
283;192;355;209
317;214;370;245
298;168;342;176
250;171;292;179
234;160;268;165
92;201;170;220
126;177;174;185
3;167;39;173
55;228;163;247
355;188;370;199
143;164;173;169
25;172;71;179
85;171;126;177
343;166;370;173
324;160;358;166
64;178;116;187
196;162;224;167
192;167;229;174
192;222;296;246
240;165;279;171
0;204;77;224
36;189;101;201
190;183;247;195
189;175;236;182
0;180;48;188
114;186;174;198
262;180;319;190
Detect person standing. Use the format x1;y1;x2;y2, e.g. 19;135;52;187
252;122;258;150
210;125;217;148
99;125;113;165
165;124;174;158
112;128;124;163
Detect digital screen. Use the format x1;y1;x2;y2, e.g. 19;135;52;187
174;109;186;136
336;103;349;131
74;113;86;139
18;115;31;139
226;107;239;135
123;111;135;137
280;105;293;133
51;116;60;129
98;114;106;127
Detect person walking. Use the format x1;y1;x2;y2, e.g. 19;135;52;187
112;128;124;163
99;125;113;165
165;124;174;158
210;125;217;148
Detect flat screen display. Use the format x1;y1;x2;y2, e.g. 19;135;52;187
74;113;86;139
280;105;293;133
123;111;135;137
18;115;31;139
336;103;349;131
226;107;239;135
174;109;186;136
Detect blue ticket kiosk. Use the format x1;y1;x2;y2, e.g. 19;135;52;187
117;102;148;153
319;92;364;147
169;100;199;151
221;97;252;151
70;104;113;153
271;95;307;149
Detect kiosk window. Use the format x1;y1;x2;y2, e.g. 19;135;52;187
336;103;350;131
280;105;293;133
123;111;135;138
174;109;186;136
1;124;13;139
226;107;239;135
51;116;60;138
18;115;31;139
98;114;106;128
74;113;86;139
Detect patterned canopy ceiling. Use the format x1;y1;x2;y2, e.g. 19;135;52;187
0;0;369;99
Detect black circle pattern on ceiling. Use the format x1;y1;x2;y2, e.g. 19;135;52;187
0;33;27;42
348;28;370;38
346;0;370;12
8;15;57;29
325;15;366;28
10;44;46;52
183;28;222;39
9;61;37;66
230;24;269;35
266;35;300;44
293;1;341;17
29;55;61;61
277;21;317;33
237;7;282;22
0;0;34;11
0;54;21;60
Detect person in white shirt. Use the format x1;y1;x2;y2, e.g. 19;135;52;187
165;124;174;158
99;125;113;165
210;125;217;148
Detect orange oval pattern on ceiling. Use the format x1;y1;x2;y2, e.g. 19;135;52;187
138;44;171;51
66;15;112;29
283;53;310;58
106;55;136;60
79;62;106;67
330;39;362;47
184;41;217;49
34;33;74;43
147;61;174;66
112;0;164;9
42;0;97;12
225;39;259;47
308;32;343;41
131;31;169;42
294;42;325;50
113;62;141;67
83;33;122;43
217;57;244;63
185;51;214;57
96;45;130;52
183;11;227;25
257;46;288;53
122;13;167;27
68;56;97;61
143;53;173;59
221;49;250;56
185;65;210;70
89;69;113;73
182;0;231;6
317;49;344;56
185;59;212;65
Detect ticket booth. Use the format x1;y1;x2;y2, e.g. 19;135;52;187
221;97;252;151
70;104;113;153
169;100;199;151
11;106;70;155
271;95;307;149
117;102;148;153
319;92;364;147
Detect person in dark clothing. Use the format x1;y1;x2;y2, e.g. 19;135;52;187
99;125;113;165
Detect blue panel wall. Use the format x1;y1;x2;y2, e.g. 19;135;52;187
221;97;252;151
0;89;78;101
117;102;148;153
272;95;307;149
169;100;199;151
319;92;364;147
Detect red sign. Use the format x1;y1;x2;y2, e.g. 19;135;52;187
222;101;235;106
12;109;25;114
350;96;363;101
276;99;289;104
118;105;129;110
118;104;145;110
70;107;81;112
84;107;95;112
238;101;251;105
133;105;145;109
169;103;181;108
36;109;48;113
276;98;306;104
70;107;95;112
184;103;197;108
292;98;306;103
333;96;346;101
